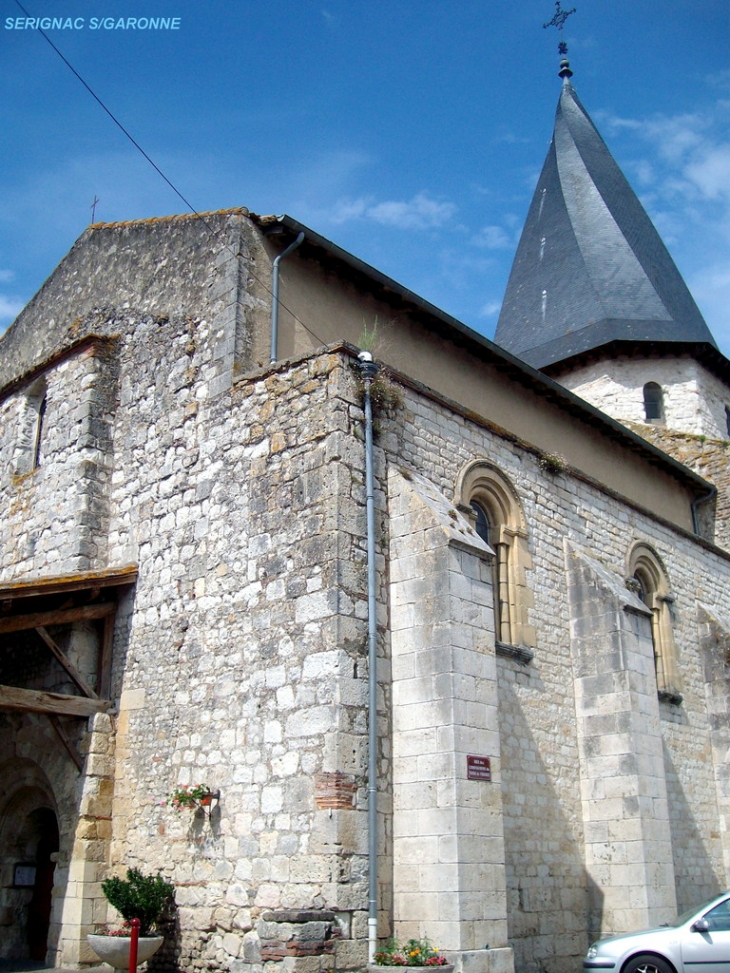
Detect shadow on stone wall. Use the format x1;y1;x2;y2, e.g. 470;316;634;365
498;668;596;973
147;908;181;973
662;741;723;912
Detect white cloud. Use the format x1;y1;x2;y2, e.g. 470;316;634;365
628;159;655;187
601;106;730;203
479;300;502;318
706;68;730;92
0;270;15;283
367;193;457;230
598;110;708;163
690;263;730;351
0;294;25;324
492;132;532;146
284;150;372;201
433;248;500;294
685;145;730;202
321;192;457;231
328;198;369;223
471;225;512;249
641;115;707;163
596;99;730;352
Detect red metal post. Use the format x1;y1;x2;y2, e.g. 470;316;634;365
129;917;140;973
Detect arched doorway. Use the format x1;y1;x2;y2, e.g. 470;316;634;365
0;778;59;963
25;808;60;960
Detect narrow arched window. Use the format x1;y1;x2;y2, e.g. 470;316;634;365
457;460;534;651
15;378;48;476
33;395;47;469
643;382;664;423
629;543;681;702
470;501;490;545
471;501;505;641
724;405;730;438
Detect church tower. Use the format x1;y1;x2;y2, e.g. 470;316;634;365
494;47;730;543
494;52;730;440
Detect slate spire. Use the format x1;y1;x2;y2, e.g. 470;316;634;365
494;65;717;369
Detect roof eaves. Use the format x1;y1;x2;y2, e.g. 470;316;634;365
252;214;712;498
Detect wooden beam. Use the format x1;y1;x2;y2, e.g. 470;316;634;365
35;627;99;699
0;685;112;717
0;602;115;634
49;715;83;771
0;564;137;602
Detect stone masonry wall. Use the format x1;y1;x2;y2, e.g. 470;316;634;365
0;215;382;970
85;341;729;973
697;605;730;886
0;339;117;579
0;211;270;390
564;543;676;937
100;346;376;972
382;376;730;973
388;468;512;973
555;356;730;550
621;422;730;553
57;712;116;968
558;355;730;440
3;277;730;973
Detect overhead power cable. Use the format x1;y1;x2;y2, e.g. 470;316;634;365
13;0;201;221
13;0;329;350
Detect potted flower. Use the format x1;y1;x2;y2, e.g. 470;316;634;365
369;937;453;971
88;868;174;970
165;783;218;810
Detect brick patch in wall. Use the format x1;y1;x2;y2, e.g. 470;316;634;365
314;771;357;809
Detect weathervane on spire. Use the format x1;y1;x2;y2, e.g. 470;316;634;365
543;1;576;78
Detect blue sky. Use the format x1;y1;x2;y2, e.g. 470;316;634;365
1;0;729;353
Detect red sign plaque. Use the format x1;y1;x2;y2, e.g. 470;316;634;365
467;755;491;781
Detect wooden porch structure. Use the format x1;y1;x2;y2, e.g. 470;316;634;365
0;566;137;768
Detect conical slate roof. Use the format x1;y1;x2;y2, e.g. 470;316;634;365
494;69;717;369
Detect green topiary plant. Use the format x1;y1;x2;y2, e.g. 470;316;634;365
101;868;174;937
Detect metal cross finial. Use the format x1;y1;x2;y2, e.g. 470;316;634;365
543;1;576;33
544;1;576;72
90;195;100;223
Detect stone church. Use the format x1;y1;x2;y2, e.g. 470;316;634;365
1;54;729;973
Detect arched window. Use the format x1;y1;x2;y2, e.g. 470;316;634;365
470;500;507;641
14;378;47;475
456;460;534;651
33;394;47;469
643;382;664;423
628;543;681;702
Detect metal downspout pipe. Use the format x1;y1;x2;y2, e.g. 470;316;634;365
270;231;305;363
691;482;717;536
357;350;380;963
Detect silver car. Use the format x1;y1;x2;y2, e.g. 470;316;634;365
583;892;730;973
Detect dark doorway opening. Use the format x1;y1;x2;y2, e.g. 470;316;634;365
25;808;59;961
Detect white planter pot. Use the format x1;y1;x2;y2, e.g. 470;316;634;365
367;966;454;973
87;934;164;969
